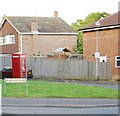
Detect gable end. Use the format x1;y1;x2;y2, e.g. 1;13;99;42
0;17;20;34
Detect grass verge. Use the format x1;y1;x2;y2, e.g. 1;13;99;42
1;80;119;98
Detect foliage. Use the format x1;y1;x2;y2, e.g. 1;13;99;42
71;12;110;54
74;32;83;54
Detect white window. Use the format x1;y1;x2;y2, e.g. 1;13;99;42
0;37;2;44
0;37;5;44
5;35;11;44
0;35;16;45
2;37;6;44
115;56;120;68
10;35;16;43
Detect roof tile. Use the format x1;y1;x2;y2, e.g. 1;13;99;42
6;16;76;33
79;12;120;31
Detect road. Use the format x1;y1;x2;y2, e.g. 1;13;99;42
1;98;119;115
2;106;119;114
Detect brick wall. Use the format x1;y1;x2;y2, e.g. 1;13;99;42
0;20;77;57
83;28;119;77
0;20;19;54
22;34;77;56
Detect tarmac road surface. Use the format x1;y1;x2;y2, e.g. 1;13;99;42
2;106;119;114
1;98;119;115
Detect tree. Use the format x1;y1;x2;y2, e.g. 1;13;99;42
71;12;110;54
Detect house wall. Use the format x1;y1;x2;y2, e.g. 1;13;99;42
0;20;19;54
0;20;77;56
83;28;119;77
22;34;77;56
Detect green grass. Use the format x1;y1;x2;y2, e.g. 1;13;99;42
1;80;119;98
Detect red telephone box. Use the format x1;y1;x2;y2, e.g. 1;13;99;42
12;53;27;78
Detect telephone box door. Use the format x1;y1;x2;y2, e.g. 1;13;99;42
12;53;27;78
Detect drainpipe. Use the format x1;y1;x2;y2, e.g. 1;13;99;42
19;34;23;53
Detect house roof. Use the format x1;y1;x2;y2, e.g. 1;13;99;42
54;47;71;53
2;16;76;33
79;12;120;32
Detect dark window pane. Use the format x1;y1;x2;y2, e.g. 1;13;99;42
116;57;120;59
117;61;120;66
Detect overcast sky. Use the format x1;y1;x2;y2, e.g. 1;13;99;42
0;0;120;24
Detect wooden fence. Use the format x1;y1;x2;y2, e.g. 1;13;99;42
0;57;112;80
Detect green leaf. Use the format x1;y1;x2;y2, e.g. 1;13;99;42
71;12;110;54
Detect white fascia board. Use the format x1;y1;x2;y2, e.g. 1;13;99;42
0;18;6;29
0;17;20;34
79;25;120;32
21;32;78;35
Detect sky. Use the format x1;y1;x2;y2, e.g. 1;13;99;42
0;0;120;25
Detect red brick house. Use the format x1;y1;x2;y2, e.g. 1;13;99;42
0;12;77;57
79;12;120;78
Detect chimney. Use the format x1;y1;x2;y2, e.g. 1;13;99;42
2;15;6;20
54;11;58;17
31;21;38;32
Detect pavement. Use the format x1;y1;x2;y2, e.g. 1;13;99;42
2;98;119;108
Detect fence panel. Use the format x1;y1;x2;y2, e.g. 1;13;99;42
0;57;12;70
0;57;112;80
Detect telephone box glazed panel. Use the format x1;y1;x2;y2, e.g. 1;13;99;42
12;53;27;78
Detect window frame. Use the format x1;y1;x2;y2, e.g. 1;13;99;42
115;56;120;68
0;34;16;45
